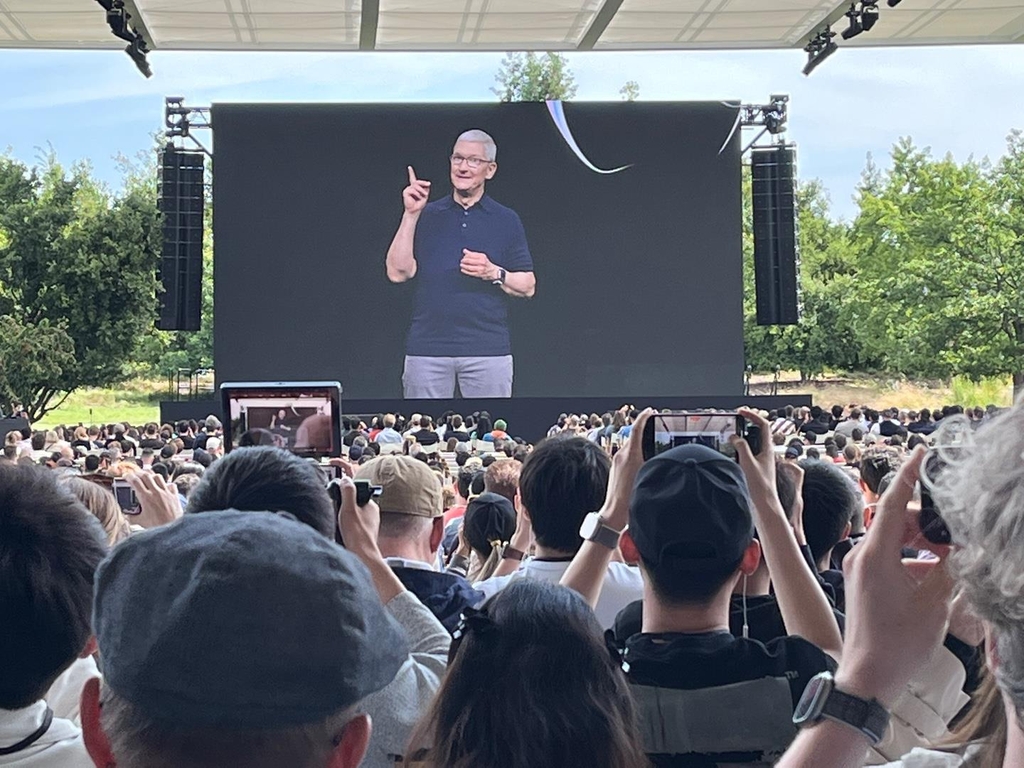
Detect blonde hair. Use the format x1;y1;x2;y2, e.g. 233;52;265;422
466;539;506;583
61;476;133;546
942;669;1006;768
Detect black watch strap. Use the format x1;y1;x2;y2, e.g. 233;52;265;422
821;688;890;745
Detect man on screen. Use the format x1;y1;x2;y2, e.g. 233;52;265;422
386;129;536;399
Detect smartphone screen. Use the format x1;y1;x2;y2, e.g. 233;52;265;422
643;413;745;461
918;449;959;546
112;480;139;514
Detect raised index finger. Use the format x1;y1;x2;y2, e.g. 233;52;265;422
408;166;417;185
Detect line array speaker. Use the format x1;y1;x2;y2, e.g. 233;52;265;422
157;147;205;331
751;145;800;326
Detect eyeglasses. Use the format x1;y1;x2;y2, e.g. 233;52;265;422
450;154;492;169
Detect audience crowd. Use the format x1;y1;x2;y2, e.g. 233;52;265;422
1;398;1020;767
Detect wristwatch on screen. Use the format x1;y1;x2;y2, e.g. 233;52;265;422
579;512;621;550
492;267;507;286
792;671;890;746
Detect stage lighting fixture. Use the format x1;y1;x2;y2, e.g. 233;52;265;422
126;36;153;78
803;27;837;76
105;4;136;44
841;4;863;40
763;94;790;134
97;0;154;77
861;1;880;30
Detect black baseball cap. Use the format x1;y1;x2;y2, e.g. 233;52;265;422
464;492;516;557
93;510;408;728
629;444;754;572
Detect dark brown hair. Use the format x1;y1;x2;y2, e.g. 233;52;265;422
407;579;648;768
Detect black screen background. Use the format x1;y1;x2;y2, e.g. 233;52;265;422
212;101;744;399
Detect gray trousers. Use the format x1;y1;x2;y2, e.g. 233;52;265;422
403;355;513;399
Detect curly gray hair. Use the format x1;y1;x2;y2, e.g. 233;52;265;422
933;398;1024;720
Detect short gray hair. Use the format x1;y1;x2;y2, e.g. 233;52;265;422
99;682;357;768
933;399;1024;720
455;129;497;162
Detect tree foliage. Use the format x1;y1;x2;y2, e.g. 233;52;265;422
493;52;578;102
0;155;162;419
620;81;640;101
848;136;1024;398
744;133;1024;399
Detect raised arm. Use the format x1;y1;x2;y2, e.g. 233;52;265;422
386;166;429;283
560;410;653;607
776;447;955;768
732;409;843;659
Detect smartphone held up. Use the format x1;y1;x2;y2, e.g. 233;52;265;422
641;412;762;462
918;448;960;546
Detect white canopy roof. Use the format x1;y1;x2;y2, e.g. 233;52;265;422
3;0;1024;52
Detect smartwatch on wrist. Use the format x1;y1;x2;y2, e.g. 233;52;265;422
491;267;507;286
793;671;890;746
579;512;621;550
502;546;526;562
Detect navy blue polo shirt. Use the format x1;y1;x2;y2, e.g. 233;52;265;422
407;194;533;357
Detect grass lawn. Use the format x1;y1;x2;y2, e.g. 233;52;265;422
29;372;1015;429
755;372;1015;410
34;380;163;429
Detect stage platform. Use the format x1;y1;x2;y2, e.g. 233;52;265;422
162;395;811;444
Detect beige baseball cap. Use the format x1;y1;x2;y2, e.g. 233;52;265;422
355;455;442;518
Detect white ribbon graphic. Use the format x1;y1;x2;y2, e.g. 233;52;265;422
545;100;632;175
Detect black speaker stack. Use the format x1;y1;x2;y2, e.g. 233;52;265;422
751;145;800;326
157;147;205;331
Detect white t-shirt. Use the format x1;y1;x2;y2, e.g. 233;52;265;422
474;558;644;629
879;746;980;767
45;656;100;726
0;701;93;767
834;420;862;438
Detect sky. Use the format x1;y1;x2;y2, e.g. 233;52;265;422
3;43;1024;220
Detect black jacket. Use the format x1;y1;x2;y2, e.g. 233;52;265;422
391;566;483;634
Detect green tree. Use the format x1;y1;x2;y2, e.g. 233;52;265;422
0;154;162;420
620;81;640;101
850;135;1024;398
493;52;578;101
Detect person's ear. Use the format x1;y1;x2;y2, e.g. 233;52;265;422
740;538;762;576
81;677;116;767
80;636;98;659
485;162;497;181
326;713;371;768
619;529;640;565
430;516;445;553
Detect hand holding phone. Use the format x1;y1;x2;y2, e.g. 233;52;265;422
641;411;761;462
331;476;384;554
124;471;182;529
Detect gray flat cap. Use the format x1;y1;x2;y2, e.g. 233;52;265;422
93;510;408;728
